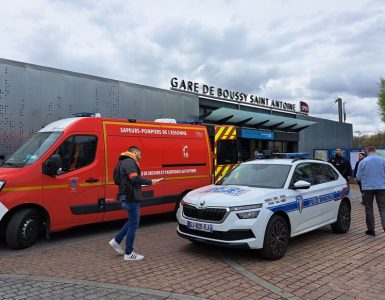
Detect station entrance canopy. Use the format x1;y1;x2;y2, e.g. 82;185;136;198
202;108;316;132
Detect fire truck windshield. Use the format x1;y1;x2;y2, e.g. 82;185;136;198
2;132;62;168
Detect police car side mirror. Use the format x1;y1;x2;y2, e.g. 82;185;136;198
291;180;311;190
43;154;62;177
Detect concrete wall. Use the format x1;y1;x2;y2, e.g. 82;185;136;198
0;58;353;161
0;59;198;160
298;115;353;157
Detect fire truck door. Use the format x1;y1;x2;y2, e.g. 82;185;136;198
42;134;104;228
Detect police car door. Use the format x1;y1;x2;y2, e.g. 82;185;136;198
311;163;341;221
289;162;323;235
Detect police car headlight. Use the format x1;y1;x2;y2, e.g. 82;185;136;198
236;210;260;219
0;181;5;192
229;204;262;211
229;204;262;219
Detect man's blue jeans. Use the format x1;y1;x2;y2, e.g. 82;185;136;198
115;201;140;255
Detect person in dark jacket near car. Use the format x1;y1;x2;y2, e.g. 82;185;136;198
328;147;352;186
354;151;366;205
109;146;162;261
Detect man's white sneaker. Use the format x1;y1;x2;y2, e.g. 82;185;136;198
124;251;144;261
109;239;124;255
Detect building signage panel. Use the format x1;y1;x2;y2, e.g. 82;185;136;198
241;129;274;140
300;101;309;114
170;77;309;114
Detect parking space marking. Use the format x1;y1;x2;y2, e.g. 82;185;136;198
221;256;302;300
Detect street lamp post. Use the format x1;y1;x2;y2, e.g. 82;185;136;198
335;98;343;122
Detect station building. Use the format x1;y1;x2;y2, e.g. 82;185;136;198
0;58;352;161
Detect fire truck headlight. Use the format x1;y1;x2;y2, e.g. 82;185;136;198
0;181;5;192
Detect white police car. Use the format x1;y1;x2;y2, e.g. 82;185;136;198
176;158;351;260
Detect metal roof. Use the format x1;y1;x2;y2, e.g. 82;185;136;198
202;108;316;132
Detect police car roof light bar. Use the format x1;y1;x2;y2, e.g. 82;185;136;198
291;157;324;163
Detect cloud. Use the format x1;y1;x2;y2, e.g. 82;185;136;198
0;0;384;135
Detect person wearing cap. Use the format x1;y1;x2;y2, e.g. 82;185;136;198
109;146;162;260
353;151;366;205
357;146;385;236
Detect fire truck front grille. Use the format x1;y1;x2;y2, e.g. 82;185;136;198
182;204;227;222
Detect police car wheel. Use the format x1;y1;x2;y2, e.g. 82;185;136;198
261;215;289;260
331;200;351;234
5;208;42;249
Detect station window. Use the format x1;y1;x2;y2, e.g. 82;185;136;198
217;140;238;165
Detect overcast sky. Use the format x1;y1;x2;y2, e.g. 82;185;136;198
1;0;385;135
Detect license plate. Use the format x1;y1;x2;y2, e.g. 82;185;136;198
187;221;213;233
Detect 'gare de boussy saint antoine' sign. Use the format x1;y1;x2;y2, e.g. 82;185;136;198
170;77;309;114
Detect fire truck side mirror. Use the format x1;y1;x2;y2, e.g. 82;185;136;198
43;154;62;177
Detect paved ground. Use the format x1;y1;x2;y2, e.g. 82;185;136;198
1;184;385;299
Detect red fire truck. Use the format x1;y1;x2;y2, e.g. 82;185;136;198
0;116;238;249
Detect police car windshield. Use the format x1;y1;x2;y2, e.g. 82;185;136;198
3;132;62;168
220;163;292;189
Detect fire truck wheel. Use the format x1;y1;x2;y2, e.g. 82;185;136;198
261;215;289;260
6;208;42;249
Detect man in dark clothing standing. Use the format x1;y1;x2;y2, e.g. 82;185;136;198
328;147;352;186
109;146;162;261
354;151;366;205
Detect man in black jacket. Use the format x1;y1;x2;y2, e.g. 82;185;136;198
354;151;366;205
109;146;162;261
328;147;352;186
